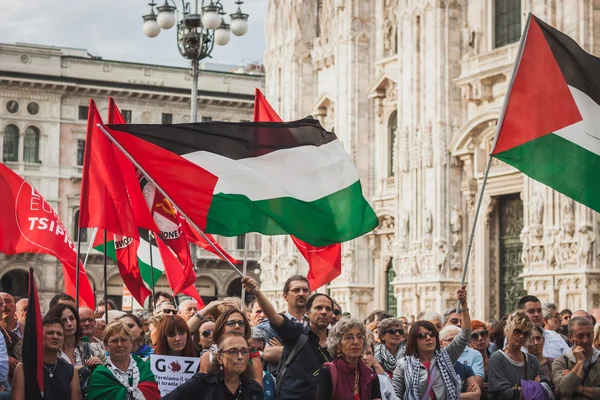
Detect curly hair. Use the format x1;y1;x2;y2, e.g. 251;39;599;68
504;310;534;338
213;308;252;345
326;318;367;358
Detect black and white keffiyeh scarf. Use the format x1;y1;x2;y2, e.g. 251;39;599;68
402;349;460;400
375;342;405;373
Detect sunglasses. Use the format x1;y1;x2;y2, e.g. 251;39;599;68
471;330;489;340
225;320;246;328
513;328;531;337
201;329;213;338
385;328;404;336
333;309;341;316
161;309;177;315
417;331;437;339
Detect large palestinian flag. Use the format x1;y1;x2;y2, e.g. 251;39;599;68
492;14;600;212
102;119;378;246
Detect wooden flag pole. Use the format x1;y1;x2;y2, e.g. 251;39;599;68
240;233;249;311
148;231;157;311
98;124;245;278
103;229;109;325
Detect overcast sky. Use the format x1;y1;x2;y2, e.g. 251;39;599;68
1;0;268;67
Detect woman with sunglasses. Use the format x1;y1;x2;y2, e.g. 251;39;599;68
199;308;263;386
392;285;471;400
488;311;550;400
154;315;197;358
163;331;263;399
469;320;491;398
118;314;153;360
374;318;406;379
193;318;216;355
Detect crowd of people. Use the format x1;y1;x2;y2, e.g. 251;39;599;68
0;279;599;399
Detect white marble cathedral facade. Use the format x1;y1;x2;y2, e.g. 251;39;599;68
260;0;600;321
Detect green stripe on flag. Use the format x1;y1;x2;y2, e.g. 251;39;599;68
205;180;378;246
494;133;600;213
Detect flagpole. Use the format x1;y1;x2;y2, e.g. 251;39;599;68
103;230;109;325
98;124;245;278
82;228;98;270
240;233;249;311
148;231;157;311
75;212;82;310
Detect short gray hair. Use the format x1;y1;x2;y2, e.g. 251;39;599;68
422;312;443;322
542;302;557;311
378;318;403;340
443;309;459;324
326;318;367;358
568;316;593;334
439;325;461;341
542;304;557;319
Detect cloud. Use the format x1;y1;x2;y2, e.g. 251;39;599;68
1;0;267;67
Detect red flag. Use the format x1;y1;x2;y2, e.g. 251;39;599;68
0;164;95;307
253;89;342;289
79;100;139;239
180;218;241;265
23;268;43;400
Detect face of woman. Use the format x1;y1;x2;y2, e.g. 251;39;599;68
218;336;249;375
526;329;544;355
224;313;246;335
167;329;188;354
470;328;490;352
336;326;365;360
107;332;133;359
198;321;215;349
362;347;375;367
120;317;141;341
416;326;437;353
381;325;404;348
509;326;531;347
60;308;77;338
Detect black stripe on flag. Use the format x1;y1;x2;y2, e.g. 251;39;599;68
536;16;600;107
23;268;43;400
107;116;336;160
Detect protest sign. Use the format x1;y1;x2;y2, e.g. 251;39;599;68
150;354;199;395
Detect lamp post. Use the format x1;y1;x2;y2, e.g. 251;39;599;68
142;0;249;122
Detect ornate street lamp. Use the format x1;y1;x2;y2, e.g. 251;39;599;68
142;0;249;122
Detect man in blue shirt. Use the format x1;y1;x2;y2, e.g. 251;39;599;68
440;325;481;399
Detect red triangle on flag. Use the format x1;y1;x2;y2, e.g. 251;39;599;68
491;16;582;155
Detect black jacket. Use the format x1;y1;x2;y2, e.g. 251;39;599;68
162;372;263;400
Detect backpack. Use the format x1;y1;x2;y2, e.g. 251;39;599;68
274;333;309;399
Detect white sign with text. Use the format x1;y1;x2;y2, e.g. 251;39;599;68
150;354;199;396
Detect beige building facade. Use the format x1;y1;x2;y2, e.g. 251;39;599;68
0;43;264;309
261;0;600;320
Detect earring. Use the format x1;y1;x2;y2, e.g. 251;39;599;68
219;364;223;371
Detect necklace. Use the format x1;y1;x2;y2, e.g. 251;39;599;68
44;361;58;378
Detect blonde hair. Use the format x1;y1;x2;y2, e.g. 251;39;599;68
103;321;133;346
504;310;534;338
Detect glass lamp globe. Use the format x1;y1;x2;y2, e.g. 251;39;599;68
157;10;176;29
230;17;248;36
201;10;221;30
214;26;231;46
143;19;161;37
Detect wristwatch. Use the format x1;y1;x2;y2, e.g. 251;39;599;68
194;312;204;321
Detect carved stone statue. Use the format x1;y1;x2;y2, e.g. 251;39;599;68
400;211;410;240
410;255;420;276
461;22;477;56
383;17;394;55
450;251;461;271
520;232;531;270
341;249;355;282
579;225;595;267
423;208;433;250
423;122;433;168
530;194;544;241
450;205;462;249
400;127;410;172
435;239;449;276
545;229;559;268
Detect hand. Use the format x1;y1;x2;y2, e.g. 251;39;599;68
85;356;102;368
457;284;468;306
482;382;488;394
467;381;478;393
371;357;385;375
573;345;586;362
562;369;570;376
269;338;282;347
242;277;260;295
199;300;222;317
0;384;5;392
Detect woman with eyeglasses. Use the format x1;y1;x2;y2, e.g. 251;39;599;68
118;314;153;360
163;331;263;399
88;321;161;400
199;308;263;386
488;311;551;400
374;318;406;379
469;320;491;398
392;285;472;400
315;318;381;400
193;318;216;355
154;315;197;358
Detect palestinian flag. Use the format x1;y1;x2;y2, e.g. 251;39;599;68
492;14;600;212
23;268;43;400
102;119;378;246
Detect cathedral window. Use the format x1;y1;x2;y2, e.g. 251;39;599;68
122;109;132;123
236;235;246;250
23;126;40;163
162;113;173;124
494;0;521;48
77;139;86;166
2;124;19;162
388;111;397;177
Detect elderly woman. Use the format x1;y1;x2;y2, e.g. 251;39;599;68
315;318;381;400
118;313;153;359
363;331;398;400
392;285;472;400
163;331;264;399
374;318;406;378
154;315;197;357
469;319;491;397
88;321;160;400
488;311;551;400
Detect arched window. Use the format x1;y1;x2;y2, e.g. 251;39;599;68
73;210;87;242
388;111;398;177
3;124;19;162
23;126;40;163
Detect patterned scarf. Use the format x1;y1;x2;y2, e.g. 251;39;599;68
402;349;460;400
375;342;405;373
